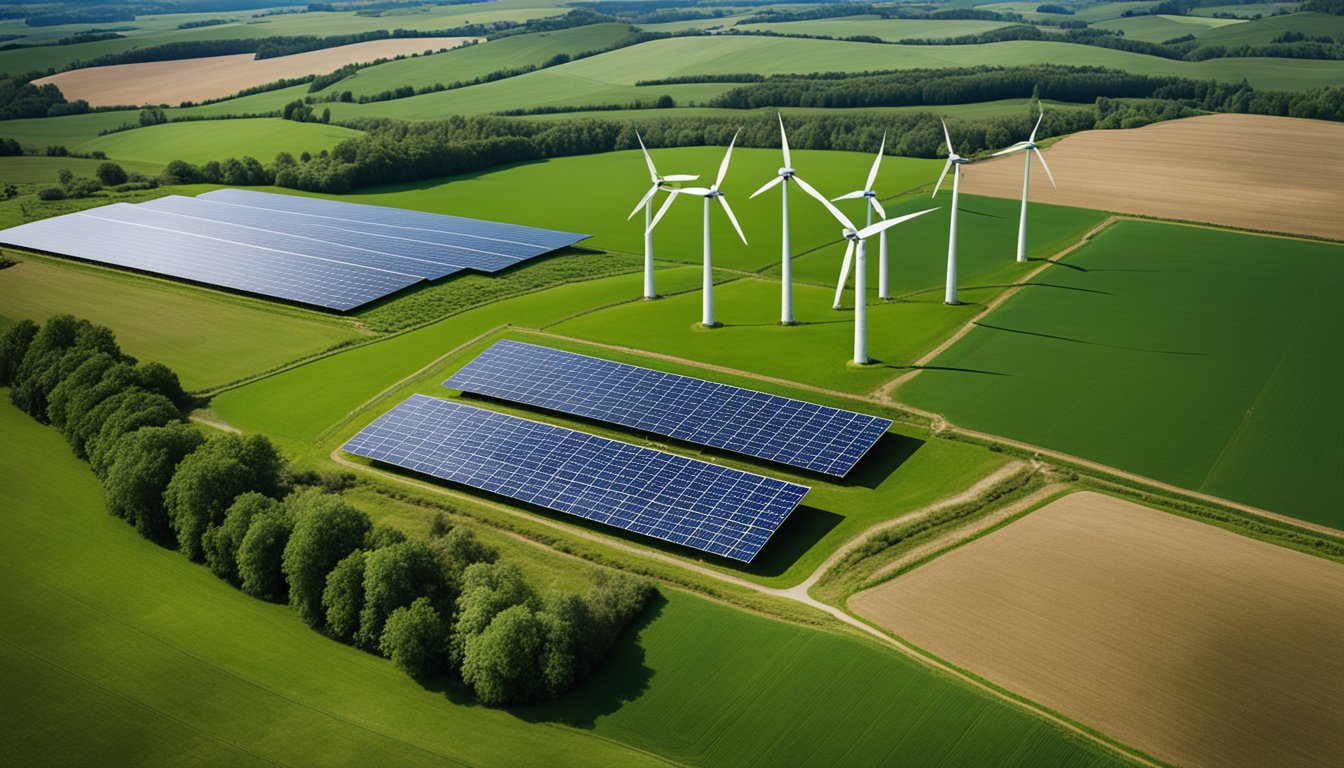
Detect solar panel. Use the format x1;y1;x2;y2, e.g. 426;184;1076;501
199;189;589;260
0;212;421;311
444;341;893;477
82;203;459;280
344;394;809;562
140;196;516;273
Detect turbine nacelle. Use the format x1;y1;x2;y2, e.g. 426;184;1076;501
778;167;795;178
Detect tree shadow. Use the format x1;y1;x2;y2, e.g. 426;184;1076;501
843;432;923;490
511;593;665;728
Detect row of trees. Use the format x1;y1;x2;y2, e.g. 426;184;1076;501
0;314;654;706
0;73;90;120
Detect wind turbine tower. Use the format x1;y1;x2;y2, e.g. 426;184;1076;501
933;119;971;305
831;133;892;307
992;110;1056;263
627;133;699;299
749;115;817;326
796;183;937;364
648;131;748;328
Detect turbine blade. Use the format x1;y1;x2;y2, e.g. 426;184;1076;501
992;142;1030;157
834;240;854;307
663;174;699;182
647;189;680;232
1030;111;1043;144
715;130;739;190
637;132;658;183
932;160;952;198
832;190;867;201
941;119;955;156
1033;147;1057;190
870;196;886;219
864;131;886;192
718;195;748;245
676;187;712;196
793;175;854;230
778;113;791;169
627;184;658;220
856;207;939;239
750;175;784;199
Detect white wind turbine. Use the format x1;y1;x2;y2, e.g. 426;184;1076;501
748;115;813;326
991;110;1056;263
627;132;700;299
648;131;748;328
830;133;894;308
932;119;971;305
796;182;937;364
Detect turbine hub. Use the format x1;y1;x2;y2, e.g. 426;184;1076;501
863;190;876;198
778;167;795;177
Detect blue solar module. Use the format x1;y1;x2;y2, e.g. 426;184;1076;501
0;212;421;311
140;196;516;273
444;341;893;477
344;394;809;562
82;203;459;280
199;189;589;261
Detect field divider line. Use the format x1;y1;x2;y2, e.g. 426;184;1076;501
330;448;1160;768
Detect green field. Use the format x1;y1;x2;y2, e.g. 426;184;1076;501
899;220;1344;528
0;252;362;392
0;155;163;185
77;118;362;165
0;397;1133;768
1194;12;1344;45
509;98;1092;123
978;2;1162;23
1190;3;1303;18
313;23;638;99
735;15;1016;41
1093;13;1246;42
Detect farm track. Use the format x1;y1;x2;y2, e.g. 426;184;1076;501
328;446;1162;768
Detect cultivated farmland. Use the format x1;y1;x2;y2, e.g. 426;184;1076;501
35;37;476;106
851;491;1344;768
77;118;362;166
898;220;1344;527
962;114;1344;241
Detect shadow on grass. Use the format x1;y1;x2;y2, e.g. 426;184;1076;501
511;593;665;728
740;504;843;579
976;322;1207;356
844;432;923;490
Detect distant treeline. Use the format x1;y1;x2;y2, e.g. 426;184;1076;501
0;31;125;52
0;314;654;706
0;73;89;120
1301;0;1344;13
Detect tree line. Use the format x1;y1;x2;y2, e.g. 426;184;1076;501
0;314;654;706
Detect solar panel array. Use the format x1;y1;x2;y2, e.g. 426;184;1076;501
445;341;892;476
0;190;590;311
344;394;809;562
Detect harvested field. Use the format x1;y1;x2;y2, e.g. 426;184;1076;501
36;37;475;107
851;491;1344;768
961;114;1344;241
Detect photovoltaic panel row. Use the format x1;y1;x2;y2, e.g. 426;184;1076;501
344;394;809;562
200;189;589;259
0;213;420;311
141;196;515;273
83;203;460;280
444;341;893;477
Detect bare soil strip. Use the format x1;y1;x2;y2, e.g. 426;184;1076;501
37;37;475;107
961;113;1344;241
851;491;1344;768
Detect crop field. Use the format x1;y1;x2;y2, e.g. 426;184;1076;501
851;491;1344;768
36;37;476;107
1191;2;1304;17
1195;11;1344;45
898;220;1344;527
0;155;163;185
734;16;1017;40
0;253;363;392
963;113;1344;241
0;398;1130;768
1093;14;1246;42
77;118;362;165
510;98;1092;123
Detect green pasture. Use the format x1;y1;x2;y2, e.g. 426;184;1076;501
635;12;758;33
1093;14;1245;42
977;2;1161;23
322;35;1344;122
76;118;361;165
735;15;1017;40
314;23;638;99
509;98;1091;123
1195;12;1344;45
899;220;1344;528
0;155;163;185
1190;3;1304;18
0;252;362;392
0;398;1130;768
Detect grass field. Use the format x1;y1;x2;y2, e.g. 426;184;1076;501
898;220;1344;527
1190;3;1304;18
511;98;1091;123
0;398;1133;768
735;15;1017;41
76;118;362;165
1093;14;1246;42
0;253;362;392
1195;11;1344;45
852;491;1344;768
0;155;163;185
